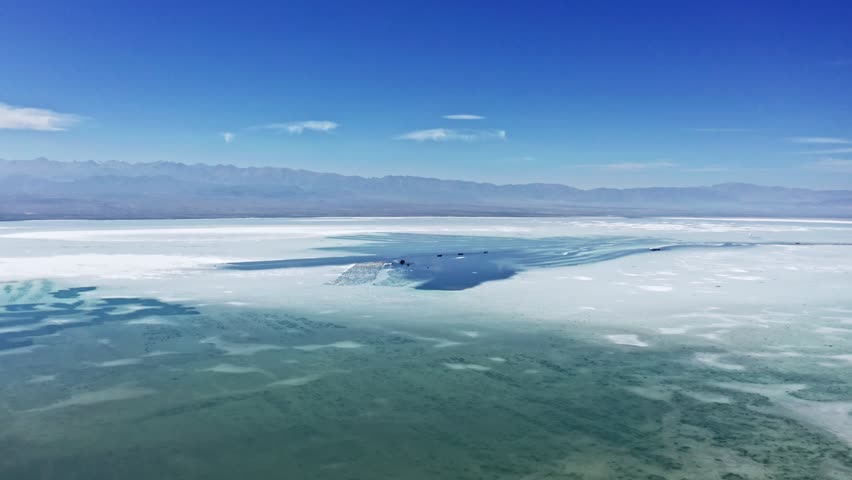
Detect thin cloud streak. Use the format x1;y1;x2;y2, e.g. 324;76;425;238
789;137;851;145
443;114;485;120
221;132;235;143
396;128;506;142
0;102;83;131
569;162;678;171
255;120;338;134
603;161;678;171
793;148;852;155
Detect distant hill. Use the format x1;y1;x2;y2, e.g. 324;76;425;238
2;158;851;219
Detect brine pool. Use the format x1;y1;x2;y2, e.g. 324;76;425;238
1;217;851;479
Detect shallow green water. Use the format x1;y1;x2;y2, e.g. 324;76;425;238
1;281;851;479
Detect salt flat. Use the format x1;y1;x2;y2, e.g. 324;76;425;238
0;217;851;479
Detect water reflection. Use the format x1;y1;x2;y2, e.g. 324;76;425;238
0;282;198;352
222;233;751;290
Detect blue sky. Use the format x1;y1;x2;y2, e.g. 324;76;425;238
1;0;851;188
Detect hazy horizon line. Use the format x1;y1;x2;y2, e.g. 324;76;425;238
2;156;849;193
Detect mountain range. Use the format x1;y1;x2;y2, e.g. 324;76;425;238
2;158;851;220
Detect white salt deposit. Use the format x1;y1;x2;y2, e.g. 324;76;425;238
26;374;57;384
267;374;324;387
695;353;745;371
126;317;175;326
605;334;649;347
457;330;481;338
202;363;270;375
0;345;45;356
28;383;156;412
443;363;491;371
638;285;673;292
90;358;143;367
294;341;364;351
201;337;284;356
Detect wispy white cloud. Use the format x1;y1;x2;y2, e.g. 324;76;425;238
0;102;83;131
793;147;852;155
221;132;235;143
807;158;852;173
568;161;678;171
396;128;506;142
789;136;851;145
256;120;338;134
687;128;750;133
602;161;677;171
443;114;485;120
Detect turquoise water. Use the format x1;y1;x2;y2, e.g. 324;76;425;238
1;280;851;479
